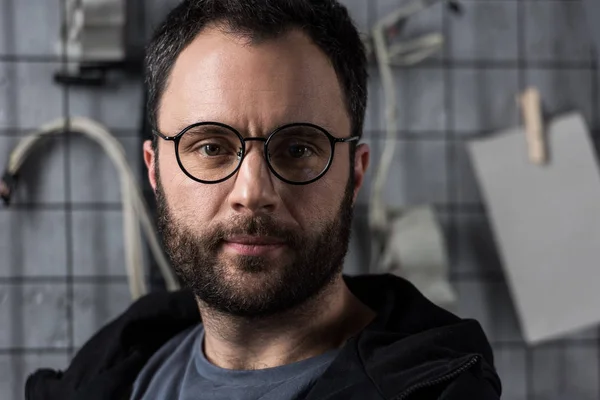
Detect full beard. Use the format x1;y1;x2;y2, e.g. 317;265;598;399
156;179;355;319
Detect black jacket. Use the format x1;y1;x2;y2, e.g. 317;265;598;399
26;274;502;399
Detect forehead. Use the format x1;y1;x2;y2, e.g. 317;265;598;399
158;26;349;136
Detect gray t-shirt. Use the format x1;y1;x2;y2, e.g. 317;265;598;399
131;324;338;400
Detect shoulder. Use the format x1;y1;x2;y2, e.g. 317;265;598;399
437;362;502;400
26;289;200;400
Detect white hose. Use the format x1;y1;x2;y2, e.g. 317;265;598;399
6;117;180;299
368;0;445;273
369;20;398;273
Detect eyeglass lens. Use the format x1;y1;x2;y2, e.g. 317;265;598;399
177;124;333;183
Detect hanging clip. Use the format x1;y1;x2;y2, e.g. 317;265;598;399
518;87;547;165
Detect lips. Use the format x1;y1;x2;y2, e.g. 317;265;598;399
225;235;285;246
223;235;286;256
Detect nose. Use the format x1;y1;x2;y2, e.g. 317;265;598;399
227;144;279;214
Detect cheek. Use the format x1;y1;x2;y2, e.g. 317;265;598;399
288;149;350;222
281;172;348;231
158;149;226;223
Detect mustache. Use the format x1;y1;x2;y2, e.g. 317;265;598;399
205;215;303;248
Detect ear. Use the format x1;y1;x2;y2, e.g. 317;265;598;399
352;143;370;204
143;140;158;192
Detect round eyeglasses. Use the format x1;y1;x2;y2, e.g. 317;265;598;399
153;122;359;185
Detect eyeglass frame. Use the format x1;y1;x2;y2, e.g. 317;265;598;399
152;121;360;186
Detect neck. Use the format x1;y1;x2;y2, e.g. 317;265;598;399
198;275;375;370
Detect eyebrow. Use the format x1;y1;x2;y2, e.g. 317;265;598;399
184;125;232;135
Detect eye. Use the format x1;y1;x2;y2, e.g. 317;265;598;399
287;144;314;158
199;143;222;156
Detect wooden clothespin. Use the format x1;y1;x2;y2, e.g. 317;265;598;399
518;87;547;165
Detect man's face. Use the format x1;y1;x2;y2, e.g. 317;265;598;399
144;27;369;318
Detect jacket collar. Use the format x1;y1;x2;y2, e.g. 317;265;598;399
302;274;501;399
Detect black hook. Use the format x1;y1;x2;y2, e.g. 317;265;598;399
447;0;463;16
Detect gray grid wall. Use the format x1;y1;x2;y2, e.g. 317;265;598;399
1;0;598;399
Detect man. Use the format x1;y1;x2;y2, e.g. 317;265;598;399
27;1;501;399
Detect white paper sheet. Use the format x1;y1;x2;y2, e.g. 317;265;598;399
467;113;600;344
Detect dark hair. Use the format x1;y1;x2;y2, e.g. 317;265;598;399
145;0;368;152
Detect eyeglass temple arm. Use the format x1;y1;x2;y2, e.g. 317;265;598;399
335;136;360;143
152;128;175;141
